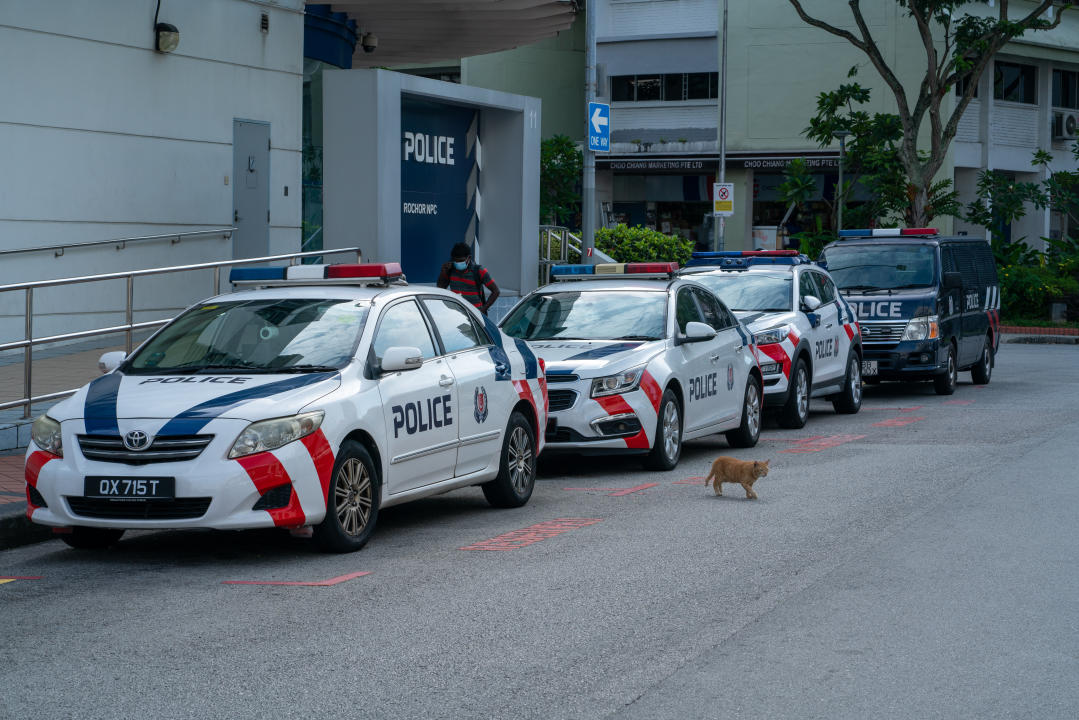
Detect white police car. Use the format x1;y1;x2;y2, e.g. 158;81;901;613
682;251;863;428
25;263;546;552
500;262;762;470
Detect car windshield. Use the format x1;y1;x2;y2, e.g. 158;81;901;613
124;298;370;374
690;274;793;312
822;244;937;290
501;290;667;341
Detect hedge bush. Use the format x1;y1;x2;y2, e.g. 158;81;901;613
595;224;693;265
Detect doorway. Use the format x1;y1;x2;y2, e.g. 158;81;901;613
232;119;270;259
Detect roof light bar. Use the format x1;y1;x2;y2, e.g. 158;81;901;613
549;262;679;280
230;263;407;287
838;228;939;238
685;251;811;269
286;264;327;279
229;267;287;283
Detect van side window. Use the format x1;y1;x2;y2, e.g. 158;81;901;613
941;247;958;274
973;243;999;284
952;244;979;287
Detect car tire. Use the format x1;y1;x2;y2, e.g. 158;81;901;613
832;351;863;414
313;439;380;553
971;335;993;385
933;342;958;396
777;358;810;429
643;389;682;471
725;375;762;448
482;411;536;508
61;527;125;550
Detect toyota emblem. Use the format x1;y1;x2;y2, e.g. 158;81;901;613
123;430;152;451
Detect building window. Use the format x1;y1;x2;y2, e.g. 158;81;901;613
994;62;1037;104
610;73;719;102
1053;69;1079;109
954;74;978;98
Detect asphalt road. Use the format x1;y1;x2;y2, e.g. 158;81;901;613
2;342;1077;720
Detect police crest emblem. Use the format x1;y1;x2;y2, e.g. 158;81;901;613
474;386;489;423
726;363;735;391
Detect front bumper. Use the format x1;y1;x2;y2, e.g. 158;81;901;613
862;339;946;380
26;423;329;531
542;383;656;455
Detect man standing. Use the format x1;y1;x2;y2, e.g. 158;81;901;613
437;242;500;315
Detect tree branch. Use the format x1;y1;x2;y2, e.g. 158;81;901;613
785;0;867;49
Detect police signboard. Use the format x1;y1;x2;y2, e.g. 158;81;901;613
588;102;610;152
713;182;734;217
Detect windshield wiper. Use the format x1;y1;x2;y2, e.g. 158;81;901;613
840;285;881;292
613;335;658;340
272;364;340;373
889;283;931;290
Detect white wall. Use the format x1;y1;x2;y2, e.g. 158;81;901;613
0;0;304;342
597;0;717;39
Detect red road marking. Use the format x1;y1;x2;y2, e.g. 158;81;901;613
673;476;707;485
460;518;602;551
944;399;974;405
222;571;371;587
0;576;42;580
563;483;659;496
872;416;925;427
900;406;923;413
780;434;866;454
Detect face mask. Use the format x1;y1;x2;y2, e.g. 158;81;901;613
453;260;468;271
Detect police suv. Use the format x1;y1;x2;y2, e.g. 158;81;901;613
25;263;546;552
682;251;863;428
500;262;762;470
819;228;1000;394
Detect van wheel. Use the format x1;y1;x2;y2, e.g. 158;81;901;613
832;352;863;414
971;335;993;385
725;375;762;448
934;343;958;395
313;440;379;553
482;411;536;508
777;358;809;429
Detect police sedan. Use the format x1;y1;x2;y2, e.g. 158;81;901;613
683;251;863;429
500;262;762;470
25;263;546;552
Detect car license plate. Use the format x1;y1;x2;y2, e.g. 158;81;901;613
84;476;175;500
861;360;878;377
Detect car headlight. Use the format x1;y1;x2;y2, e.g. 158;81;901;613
31;415;63;457
901;315;940;342
228;410;325;459
753;325;790;346
590;367;644;398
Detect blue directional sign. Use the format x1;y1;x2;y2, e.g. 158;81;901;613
588;102;610;152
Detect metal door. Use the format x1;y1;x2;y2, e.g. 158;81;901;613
232;120;270;259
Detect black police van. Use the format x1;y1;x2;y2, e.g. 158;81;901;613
818;228;999;395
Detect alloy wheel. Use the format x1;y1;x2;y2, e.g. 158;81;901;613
334;458;373;537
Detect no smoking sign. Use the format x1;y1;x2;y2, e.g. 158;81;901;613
713;182;734;217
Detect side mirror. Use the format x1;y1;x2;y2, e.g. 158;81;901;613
676;321;718;345
98;351;126;374
943;271;963;290
801;295;822;312
380;346;424;373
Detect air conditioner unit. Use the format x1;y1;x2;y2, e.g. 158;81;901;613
1053;111;1078;140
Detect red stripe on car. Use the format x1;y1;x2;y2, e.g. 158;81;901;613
787;329;801;346
639;370;662;413
758;343;791;378
24;450;58;515
301;430;335;504
235;452;306;528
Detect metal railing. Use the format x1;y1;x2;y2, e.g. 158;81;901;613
0;227;235;259
0;247;361;417
539;225;583;284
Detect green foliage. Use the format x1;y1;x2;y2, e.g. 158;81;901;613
999;261;1079;320
540;135;583;227
595;224;693;265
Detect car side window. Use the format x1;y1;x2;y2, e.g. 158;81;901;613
675;287;705;333
692;288;732;330
799;272;822;304
422;298;483;354
815;273;837;303
372;300;436;363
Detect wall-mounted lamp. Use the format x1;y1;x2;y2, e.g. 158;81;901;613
155;22;180;52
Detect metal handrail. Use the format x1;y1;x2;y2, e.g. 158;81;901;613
0;227;235;258
0;246;361;417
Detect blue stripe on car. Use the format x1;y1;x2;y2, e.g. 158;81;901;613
564;342;642;361
513;338;538;379
482;314;512;381
157;372;337;435
83;373;124;435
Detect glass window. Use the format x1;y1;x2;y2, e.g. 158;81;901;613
635;75;662;101
691;288;734;330
675;288;705;333
691;274;793;312
1053;69;1078;109
664;74;684;102
372;300;436;362
955;74;979;98
709;72;719;99
822;244;939;291
994;62;1037;104
687;73;711;100
812;272;837;303
422;298;482;354
126;298;369;373
799;272;823;304
611;75;634;102
501;290;667;341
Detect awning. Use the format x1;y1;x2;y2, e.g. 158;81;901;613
321;1;578;68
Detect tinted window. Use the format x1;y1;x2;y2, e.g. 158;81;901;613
691;288;733;330
664;74;683;101
501;290;667;341
687;73;711;100
823;244;938;291
995;62;1037;104
941;247;958;274
635;75;662;101
611;75;634;102
951;244;980;288
690;273;793;312
675;288;705;333
813;272;837;303
422;298;482;354
971;243;999;284
372;300;436;362
799;272;823;303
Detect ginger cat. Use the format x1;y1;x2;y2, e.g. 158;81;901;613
706;457;769;499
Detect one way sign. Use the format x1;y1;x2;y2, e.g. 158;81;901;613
588;102;610;152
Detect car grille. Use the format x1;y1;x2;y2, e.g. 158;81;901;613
66;497;212;520
78;435;214;464
546;374;579;383
548;389;578;412
860;321;907;345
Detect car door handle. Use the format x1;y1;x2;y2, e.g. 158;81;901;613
439;375;454;387
825;323;834;329
709;353;720;362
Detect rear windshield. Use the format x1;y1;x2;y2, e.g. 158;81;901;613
822;244;937;291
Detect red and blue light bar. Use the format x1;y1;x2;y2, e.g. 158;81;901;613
550;262;679;279
838;228;939;238
685;250;811;268
230;262;404;284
